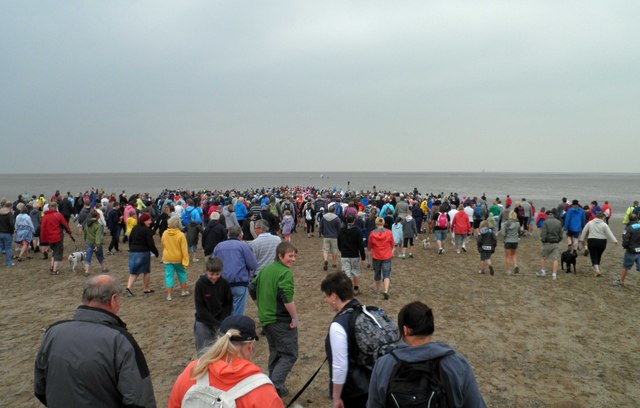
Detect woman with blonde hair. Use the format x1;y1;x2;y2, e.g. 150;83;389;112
161;215;190;301
168;315;282;408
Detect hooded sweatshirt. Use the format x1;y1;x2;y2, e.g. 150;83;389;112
579;218;618;242
168;358;283;408
40;209;72;244
367;342;486;408
161;228;189;267
0;206;15;234
83;216;103;246
194;274;233;327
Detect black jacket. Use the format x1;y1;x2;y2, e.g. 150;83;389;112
338;224;366;259
128;225;159;257
194;275;233;328
202;220;227;256
622;222;640;254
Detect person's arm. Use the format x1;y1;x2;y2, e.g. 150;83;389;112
329;322;349;408
604;224;618;244
243;245;258;272
284;302;298;328
116;334;156;408
34;336;48;405
146;229;159;257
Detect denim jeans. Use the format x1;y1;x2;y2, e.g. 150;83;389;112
85;243;104;265
230;285;248;316
0;233;12;266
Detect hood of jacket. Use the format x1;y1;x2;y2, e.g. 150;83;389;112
0;207;11;215
164;228;182;237
85;216;97;227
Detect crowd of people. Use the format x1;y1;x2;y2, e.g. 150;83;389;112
2;185;639;407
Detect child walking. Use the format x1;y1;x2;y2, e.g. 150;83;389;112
391;217;403;257
194;256;232;355
281;210;294;241
161;216;190;301
477;220;497;275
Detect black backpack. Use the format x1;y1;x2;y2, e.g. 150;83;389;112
385;350;454;408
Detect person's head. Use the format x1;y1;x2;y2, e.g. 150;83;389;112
509;211;518;221
395;217;402;224
209;211;220;221
89;209;99;219
48;201;58;210
320;272;354;306
20;205;28;214
205;256;223;284
328;205;335;213
284;210;291;216
596;212;606;220
227;204;234;213
275;241;297;267
572;199;580;206
227;226;242;240
82;275;123;314
345;214;355;224
138;212;151;225
375;217;385;227
167;215;181;229
397;301;434;340
254;219;269;234
191;315;259;376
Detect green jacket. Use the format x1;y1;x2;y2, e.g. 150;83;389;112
83;217;103;246
250;261;294;326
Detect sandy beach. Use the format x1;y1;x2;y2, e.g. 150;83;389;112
2;220;639;407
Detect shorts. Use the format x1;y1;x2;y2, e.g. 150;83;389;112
50;241;63;261
402;237;414;248
566;231;580;239
541;242;560;261
434;230;447;242
454;234;466;247
473;219;482;229
129;251;151;275
479;250;492;261
341;258;362;278
372;258;391;281
323;238;338;253
622;252;640;271
164;263;187;288
504;242;518;250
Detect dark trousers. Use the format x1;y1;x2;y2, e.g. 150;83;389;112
587;238;607;266
263;321;298;395
109;226;121;252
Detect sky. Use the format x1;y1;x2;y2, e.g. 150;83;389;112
2;1;639;174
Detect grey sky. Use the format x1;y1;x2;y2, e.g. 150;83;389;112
2;1;638;173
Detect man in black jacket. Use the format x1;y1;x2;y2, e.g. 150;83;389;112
337;214;366;294
202;211;227;257
614;213;640;287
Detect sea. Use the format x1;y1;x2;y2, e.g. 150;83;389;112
2;172;637;218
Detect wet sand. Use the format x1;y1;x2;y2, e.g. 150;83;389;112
2;221;639;407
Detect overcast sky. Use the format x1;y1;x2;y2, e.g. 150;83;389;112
2;1;638;174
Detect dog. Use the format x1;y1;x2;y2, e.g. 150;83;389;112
68;251;86;272
561;248;577;274
422;238;431;250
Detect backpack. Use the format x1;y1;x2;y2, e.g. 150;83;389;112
191;207;203;224
182;371;272;408
305;208;312;221
181;208;194;227
348;304;399;369
334;204;343;218
385;350;455;408
436;212;447;229
473;205;483;220
282;201;293;213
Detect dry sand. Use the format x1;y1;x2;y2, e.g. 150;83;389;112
2;222;639;407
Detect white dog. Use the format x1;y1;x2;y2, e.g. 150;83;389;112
68;251;86;272
422;238;431;250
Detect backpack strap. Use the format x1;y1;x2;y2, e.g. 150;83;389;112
219;373;272;404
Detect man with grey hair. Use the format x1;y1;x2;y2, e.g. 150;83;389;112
213;226;258;316
250;219;282;276
35;274;156;407
320;204;342;271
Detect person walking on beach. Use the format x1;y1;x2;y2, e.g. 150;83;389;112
564;200;586;251
249;242;299;398
320;204;342;271
106;201;122;255
0;200;16;267
368;217;395;299
40;201;75;275
202;211;227;258
161;215;190;301
213;226;258;316
432;205;450;255
477;220;496;275
579;212;618;277
538;209;563;280
338;214;366;295
501;211;521;275
367;301;486;408
451;204;471;254
14;204;35;262
401;211;418;258
35;274;156;408
83;210;109;277
126;212;159;296
250;219;282;276
613;213;640;287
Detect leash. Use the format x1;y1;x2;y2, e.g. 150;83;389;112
286;358;326;408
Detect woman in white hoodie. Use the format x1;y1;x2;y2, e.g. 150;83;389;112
579;212;618;276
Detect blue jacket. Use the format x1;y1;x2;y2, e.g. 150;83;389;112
563;206;585;233
213;238;258;286
368;341;486;408
234;202;248;222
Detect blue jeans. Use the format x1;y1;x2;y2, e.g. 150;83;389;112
230;285;248;316
0;233;12;266
85;243;104;265
194;320;219;356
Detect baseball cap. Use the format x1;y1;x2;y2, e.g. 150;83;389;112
219;315;259;342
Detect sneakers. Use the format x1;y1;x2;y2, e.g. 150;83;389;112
613;278;624;287
401;254;406;259
383;292;389;300
456;250;461;254
461;246;467;253
536;269;546;277
438;248;444;255
506;269;512;276
489;266;494;276
408;253;413;258
514;266;519;274
552;272;557;281
478;269;485;274
180;291;190;297
323;261;328;271
107;251;114;256
126;288;135;297
166;295;172;301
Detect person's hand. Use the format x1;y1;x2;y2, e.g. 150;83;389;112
290;317;298;329
332;398;345;408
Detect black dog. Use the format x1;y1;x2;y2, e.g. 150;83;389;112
561;248;577;274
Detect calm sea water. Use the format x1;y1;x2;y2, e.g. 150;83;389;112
2;172;637;217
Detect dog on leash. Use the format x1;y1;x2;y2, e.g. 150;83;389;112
422;238;431;250
561;248;577;274
68;251;86;272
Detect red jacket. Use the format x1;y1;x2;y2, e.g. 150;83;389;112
168;358;283;408
40;210;72;244
451;211;471;235
368;227;394;261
